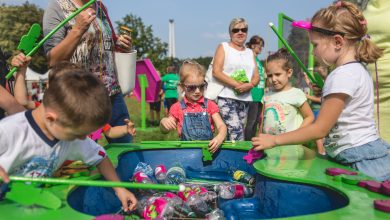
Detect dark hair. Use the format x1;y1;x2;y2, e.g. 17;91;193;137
312;1;383;63
246;35;265;48
43;64;111;128
265;48;293;71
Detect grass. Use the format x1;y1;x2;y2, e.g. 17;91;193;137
98;95;178;146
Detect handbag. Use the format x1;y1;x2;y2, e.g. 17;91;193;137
204;59;224;100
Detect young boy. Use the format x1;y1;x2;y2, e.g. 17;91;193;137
0;65;137;211
12;54;136;141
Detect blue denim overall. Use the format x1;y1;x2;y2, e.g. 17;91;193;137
180;98;214;141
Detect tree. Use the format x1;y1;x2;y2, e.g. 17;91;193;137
115;14;168;72
0;2;47;74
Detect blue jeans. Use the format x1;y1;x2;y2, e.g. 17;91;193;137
180;99;213;141
105;93;132;143
334;138;390;181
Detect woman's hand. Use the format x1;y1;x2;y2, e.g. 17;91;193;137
73;8;96;33
117;35;133;52
234;82;253;94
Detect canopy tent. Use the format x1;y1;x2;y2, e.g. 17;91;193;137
25;67;48;81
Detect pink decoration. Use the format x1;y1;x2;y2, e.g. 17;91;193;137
325;168;358;176
382;181;390;196
90;128;103;141
243;148;264;164
134;59;161;102
374;200;390;213
292;21;313;31
365;180;382;193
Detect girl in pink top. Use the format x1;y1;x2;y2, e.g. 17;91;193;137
160;60;227;153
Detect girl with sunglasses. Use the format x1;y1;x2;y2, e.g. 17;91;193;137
160;60;227;153
209;17;259;141
253;1;390;181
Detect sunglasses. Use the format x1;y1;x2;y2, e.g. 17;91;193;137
232;28;248;34
182;81;208;93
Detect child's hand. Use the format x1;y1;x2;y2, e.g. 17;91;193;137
124;119;136;136
11;53;31;72
114;188;138;212
251;134;277;151
209;136;223;153
0;166;10;183
160;117;176;131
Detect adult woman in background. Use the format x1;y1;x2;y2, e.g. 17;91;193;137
244;35;266;141
43;0;133;143
211;18;259;141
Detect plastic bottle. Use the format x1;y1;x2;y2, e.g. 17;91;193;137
205;208;226;220
232;170;255;185
133;171;154;184
214;183;254;199
133;162;154;177
163;192;196;218
178;187;210;217
154;165;167;184
165;165;186;185
142;197;175;220
118;26;133;53
188;185;218;209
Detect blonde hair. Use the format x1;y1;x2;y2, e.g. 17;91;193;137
311;1;383;63
229;18;248;35
179;60;206;83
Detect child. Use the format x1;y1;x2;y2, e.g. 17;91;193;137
12;54;136;140
0;65;137;211
261;48;314;135
160;60;227;153
252;1;390;181
304;66;328;155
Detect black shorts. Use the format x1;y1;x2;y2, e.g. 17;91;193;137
149;101;161;112
165;98;178;111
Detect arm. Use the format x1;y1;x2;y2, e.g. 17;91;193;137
104;119;136;139
12;54;36;109
212;44;242;88
159;116;177;133
46;8;96;67
0;86;25;115
298;101;315;128
208;113;227;153
96;157;137;211
306;94;321;103
252;93;347;150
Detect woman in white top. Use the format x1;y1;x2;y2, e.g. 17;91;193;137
212;18;259;141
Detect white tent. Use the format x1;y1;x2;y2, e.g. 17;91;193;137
25;67;49;81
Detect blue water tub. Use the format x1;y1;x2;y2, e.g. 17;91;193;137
67;147;348;219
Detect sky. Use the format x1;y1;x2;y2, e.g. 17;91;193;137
1;0;333;59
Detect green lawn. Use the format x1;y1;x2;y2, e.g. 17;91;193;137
98;95;178;145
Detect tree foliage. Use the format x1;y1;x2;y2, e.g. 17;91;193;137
0;2;47;74
115;14;168;72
